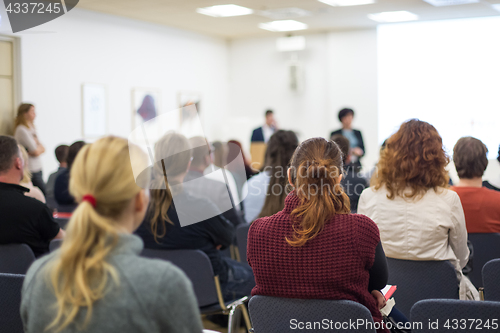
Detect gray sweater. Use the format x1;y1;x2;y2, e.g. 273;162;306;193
21;233;204;333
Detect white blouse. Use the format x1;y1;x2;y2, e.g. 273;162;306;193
358;186;469;273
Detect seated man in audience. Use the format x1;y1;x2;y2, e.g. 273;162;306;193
0;135;64;257
483;145;500;192
332;134;368;213
184;136;243;227
46;144;68;202
54;141;85;207
451;137;500;233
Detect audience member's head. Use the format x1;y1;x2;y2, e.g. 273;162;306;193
0;136;24;183
265;109;275;127
55;145;69;168
453;137;488;180
287;138;350;246
189;136;211;171
373;119;449;199
149;132;192;239
331;134;351;167
67;141;86;169
228;140;250;167
258;130;299;219
48;136;149;332
338;108;354;128
18;145;31;184
212;141;226;169
14;103;35;129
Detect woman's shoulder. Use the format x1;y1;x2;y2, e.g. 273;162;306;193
425;187;460;207
346;213;379;233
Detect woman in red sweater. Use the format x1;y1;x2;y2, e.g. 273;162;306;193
247;137;392;333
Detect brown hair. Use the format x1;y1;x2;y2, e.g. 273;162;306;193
372;119;450;199
331;134;350;167
14;103;34;129
287;138;350;247
148;132;192;241
55;145;69;164
257;130;299;219
453;137;488;179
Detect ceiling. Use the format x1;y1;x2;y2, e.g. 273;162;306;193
77;0;500;39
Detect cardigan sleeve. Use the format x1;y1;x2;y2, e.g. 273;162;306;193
354;214;381;271
448;192;469;269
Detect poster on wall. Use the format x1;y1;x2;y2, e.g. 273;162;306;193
177;91;202;138
82;83;107;138
132;88;161;130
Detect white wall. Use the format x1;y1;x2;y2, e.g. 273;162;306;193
1;8;229;178
227;29;379;170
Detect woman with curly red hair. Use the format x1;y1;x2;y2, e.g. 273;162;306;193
358;119;477;300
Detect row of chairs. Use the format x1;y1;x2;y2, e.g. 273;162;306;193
248;295;500;332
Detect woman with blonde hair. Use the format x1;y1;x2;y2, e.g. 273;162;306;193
14;103;46;194
21;136;203;333
18;145;46;203
358;119;476;300
248;137;394;333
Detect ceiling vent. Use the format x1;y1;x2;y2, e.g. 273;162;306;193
259;8;312;20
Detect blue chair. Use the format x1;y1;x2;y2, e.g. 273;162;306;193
0;273;25;333
49;239;63;252
467;233;500;288
482;258;500;301
249;295;376;333
141;248;250;333
0;244;35;274
386;258;459;318
411;299;500;332
236;223;251;266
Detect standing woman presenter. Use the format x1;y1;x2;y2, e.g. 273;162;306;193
14;103;47;194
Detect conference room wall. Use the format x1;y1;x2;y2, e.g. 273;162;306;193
227;29;379;171
3;8;229;178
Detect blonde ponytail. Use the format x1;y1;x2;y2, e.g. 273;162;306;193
46;137;145;332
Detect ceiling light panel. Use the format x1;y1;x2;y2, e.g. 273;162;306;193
259;8;312;20
318;0;376;6
196;4;253;17
368;11;419;23
259;20;308;32
422;0;479;7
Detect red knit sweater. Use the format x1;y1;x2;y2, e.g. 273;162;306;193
248;192;387;332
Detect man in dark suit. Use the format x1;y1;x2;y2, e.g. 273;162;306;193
330;108;365;170
251;110;277;143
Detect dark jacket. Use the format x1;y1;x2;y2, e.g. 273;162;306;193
54;168;75;206
251;127;264;142
136;190;234;284
330;128;365;156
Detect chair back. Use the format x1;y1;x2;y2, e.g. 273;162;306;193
236;223;251;266
482;258;500;301
387;258;458;318
0;273;25;333
49;239;63;252
0;244;35;274
410;299;500;332
467;233;500;288
141;249;219;308
249;295;376;333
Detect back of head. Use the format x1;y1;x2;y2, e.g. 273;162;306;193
331;134;350;167
338;108;354;122
258;130;299;219
149;132;191;239
227;140;247;166
453;137;488;179
189;136;210;169
67;141;86;169
0;135;20;175
373;119;449;199
287;137;350;247
212;141;226;168
14;103;33;128
48;136;145;332
55;145;69;164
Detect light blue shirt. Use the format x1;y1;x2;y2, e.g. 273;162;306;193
342;129;359;149
242;171;271;222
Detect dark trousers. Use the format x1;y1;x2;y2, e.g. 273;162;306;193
221;258;255;302
31;171;46;195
